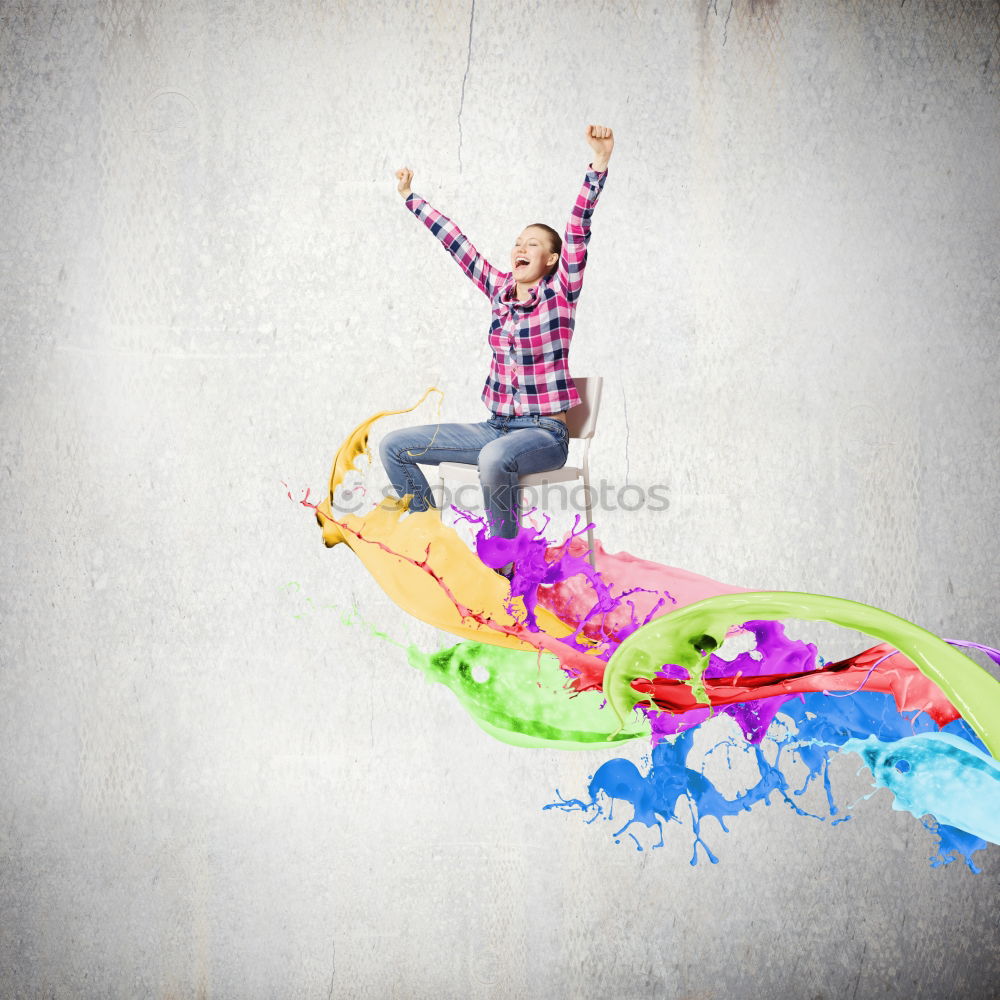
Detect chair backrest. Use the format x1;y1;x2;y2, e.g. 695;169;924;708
566;376;603;440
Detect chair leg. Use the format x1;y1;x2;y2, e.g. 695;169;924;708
584;476;596;569
437;472;445;522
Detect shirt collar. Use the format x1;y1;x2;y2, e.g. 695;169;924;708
502;275;546;308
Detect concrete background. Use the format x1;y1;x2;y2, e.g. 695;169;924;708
2;0;999;997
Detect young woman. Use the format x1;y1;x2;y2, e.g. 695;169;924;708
380;125;614;574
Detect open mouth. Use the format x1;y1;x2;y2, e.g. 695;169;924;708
514;256;529;268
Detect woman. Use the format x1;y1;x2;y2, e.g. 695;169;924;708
380;125;614;575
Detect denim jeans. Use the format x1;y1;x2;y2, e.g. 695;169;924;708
378;413;570;539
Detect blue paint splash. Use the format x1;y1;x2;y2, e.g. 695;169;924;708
546;691;995;871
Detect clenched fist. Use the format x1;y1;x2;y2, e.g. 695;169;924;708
395;167;413;198
585;125;614;170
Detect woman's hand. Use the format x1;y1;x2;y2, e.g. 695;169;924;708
585;125;614;171
395;167;413;198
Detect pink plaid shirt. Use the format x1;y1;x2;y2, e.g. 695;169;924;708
404;165;608;416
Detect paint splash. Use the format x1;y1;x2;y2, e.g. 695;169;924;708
306;395;1000;869
545;691;995;871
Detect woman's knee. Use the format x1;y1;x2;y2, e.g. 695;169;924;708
477;439;515;481
379;429;408;466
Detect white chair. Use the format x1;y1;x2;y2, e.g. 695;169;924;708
435;376;603;568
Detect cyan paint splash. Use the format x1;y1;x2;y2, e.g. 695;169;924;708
841;731;1000;845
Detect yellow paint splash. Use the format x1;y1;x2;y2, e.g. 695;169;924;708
314;390;598;662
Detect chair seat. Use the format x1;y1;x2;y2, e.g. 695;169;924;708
435;461;584;487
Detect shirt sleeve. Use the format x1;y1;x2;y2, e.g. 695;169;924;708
556;165;608;304
404;193;504;300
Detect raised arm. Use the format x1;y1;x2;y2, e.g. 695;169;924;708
556;125;614;303
394;167;503;300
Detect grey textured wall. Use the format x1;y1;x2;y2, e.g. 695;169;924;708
2;1;999;997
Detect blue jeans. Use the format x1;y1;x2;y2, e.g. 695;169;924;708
379;413;570;539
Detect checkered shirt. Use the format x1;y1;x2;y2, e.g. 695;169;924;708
404;165;608;416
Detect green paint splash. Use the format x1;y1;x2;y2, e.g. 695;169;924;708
603;591;1000;759
407;641;650;749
